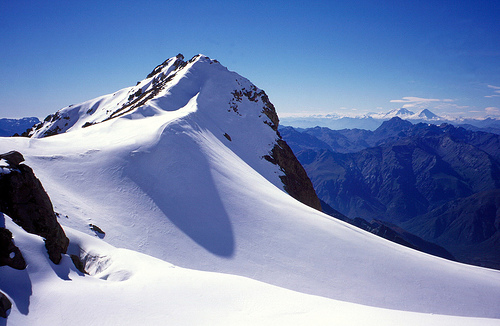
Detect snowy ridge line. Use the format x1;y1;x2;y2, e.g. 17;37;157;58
28;54;223;138
1;53;500;324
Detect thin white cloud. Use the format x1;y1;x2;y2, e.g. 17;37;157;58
485;107;500;115
390;97;441;103
485;85;500;98
389;97;454;109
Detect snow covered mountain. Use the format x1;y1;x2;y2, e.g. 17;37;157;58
370;108;442;121
280;108;500;131
1;54;500;325
28;53;320;211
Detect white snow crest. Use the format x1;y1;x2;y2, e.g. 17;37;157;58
2;54;500;325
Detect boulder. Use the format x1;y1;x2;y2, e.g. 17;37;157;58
0;227;26;269
0;151;69;264
0;291;11;318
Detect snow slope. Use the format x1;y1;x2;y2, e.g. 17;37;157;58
2;214;499;326
1;54;500;324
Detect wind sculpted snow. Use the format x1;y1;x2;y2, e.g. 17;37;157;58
125;120;235;257
1;54;500;324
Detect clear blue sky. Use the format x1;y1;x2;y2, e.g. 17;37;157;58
1;0;499;119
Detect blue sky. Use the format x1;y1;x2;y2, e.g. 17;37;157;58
1;0;499;119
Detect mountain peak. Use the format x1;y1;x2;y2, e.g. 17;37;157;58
375;116;413;135
146;53;185;79
24;53;320;210
384;108;415;118
28;54;227;138
416;109;439;119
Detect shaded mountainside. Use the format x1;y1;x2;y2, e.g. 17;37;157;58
282;119;500;269
402;189;500;270
0;117;40;137
302;136;499;222
283;118;500;222
320;200;455;261
282;117;500;158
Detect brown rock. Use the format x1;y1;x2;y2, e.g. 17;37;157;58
0;151;24;166
264;139;322;211
0;291;11;318
0;152;69;264
0;227;27;270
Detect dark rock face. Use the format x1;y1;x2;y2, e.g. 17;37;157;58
265;139;322;211
0;151;69;264
255;91;321;211
0;151;24;165
0;291;11;318
228;79;322;211
0;227;26;270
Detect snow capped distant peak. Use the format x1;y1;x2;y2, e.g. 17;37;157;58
416;109;439;119
384;108;414;118
367;108;442;121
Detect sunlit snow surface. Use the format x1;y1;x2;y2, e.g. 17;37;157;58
1;55;500;325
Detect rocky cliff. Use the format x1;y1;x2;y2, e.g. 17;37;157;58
0;151;69;264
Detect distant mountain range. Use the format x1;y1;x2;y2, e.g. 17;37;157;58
280;108;500;133
281;118;500;269
0;117;40;137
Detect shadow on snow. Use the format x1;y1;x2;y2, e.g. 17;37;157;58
125;123;235;257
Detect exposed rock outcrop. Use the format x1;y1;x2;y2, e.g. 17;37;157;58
265;139;322;211
0;291;11;318
256;90;321;211
0;151;69;264
0;226;26;270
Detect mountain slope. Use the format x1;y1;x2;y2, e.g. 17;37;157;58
1;54;500;323
282;120;500;269
0;117;39;137
3;214;498;326
403;189;500;269
289;120;500;223
28;54;320;211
